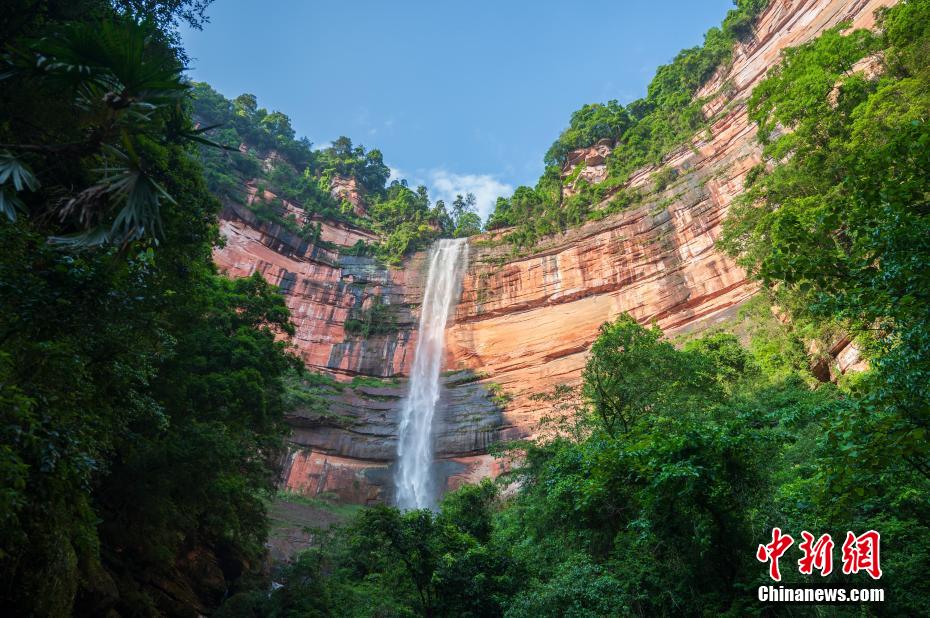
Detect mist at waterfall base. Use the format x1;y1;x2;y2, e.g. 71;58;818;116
394;238;469;510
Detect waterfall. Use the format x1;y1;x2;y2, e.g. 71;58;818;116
395;238;469;510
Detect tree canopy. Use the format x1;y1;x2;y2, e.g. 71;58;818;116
219;298;930;616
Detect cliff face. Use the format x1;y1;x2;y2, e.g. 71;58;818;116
213;0;893;503
215;199;413;377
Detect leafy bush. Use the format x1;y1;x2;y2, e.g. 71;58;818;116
653;165;679;191
344;296;399;337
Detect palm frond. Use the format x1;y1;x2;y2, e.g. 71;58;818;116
109;169;174;241
0;188;27;222
48;225;115;248
7;19;189;110
50;167;173;247
0;151;39;192
2;19;186;246
0;152;39;222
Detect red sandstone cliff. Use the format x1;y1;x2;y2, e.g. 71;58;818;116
213;0;893;502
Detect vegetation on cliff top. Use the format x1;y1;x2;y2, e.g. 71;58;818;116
191;84;481;264
487;0;769;247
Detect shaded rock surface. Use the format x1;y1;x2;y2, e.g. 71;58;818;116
282;371;505;503
215;202;418;377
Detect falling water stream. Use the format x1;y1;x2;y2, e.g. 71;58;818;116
394;238;469;510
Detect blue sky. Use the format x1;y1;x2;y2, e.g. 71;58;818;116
181;0;735;219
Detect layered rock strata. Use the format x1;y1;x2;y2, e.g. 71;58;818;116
282;371;506;503
215;201;415;377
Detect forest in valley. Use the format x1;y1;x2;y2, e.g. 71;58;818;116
1;0;929;616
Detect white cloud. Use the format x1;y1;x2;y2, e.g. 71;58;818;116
427;169;513;222
388;166;406;185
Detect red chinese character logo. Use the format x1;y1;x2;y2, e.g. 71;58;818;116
798;531;834;576
757;527;794;581
841;530;882;579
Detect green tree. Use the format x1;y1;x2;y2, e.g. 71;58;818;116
0;18;198;245
451;193;482;237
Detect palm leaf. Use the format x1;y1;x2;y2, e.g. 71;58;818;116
50;168;174;247
48;226;115;248
181;123;239;151
0;152;38;222
0;188;26;222
0;151;39;192
2;19;186;246
109;170;174;241
49;142;175;247
8;19;188;110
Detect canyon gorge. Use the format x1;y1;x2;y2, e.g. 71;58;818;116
9;0;930;613
212;0;892;507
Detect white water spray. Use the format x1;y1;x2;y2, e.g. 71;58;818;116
395;238;469;510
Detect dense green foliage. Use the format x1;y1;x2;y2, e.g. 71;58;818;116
191;84;480;264
228;298;930;616
217;480;516;618
449;193;483;238
3;0;928;614
488;0;769;247
344;296;398;338
0;2;299;615
721;0;930;536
